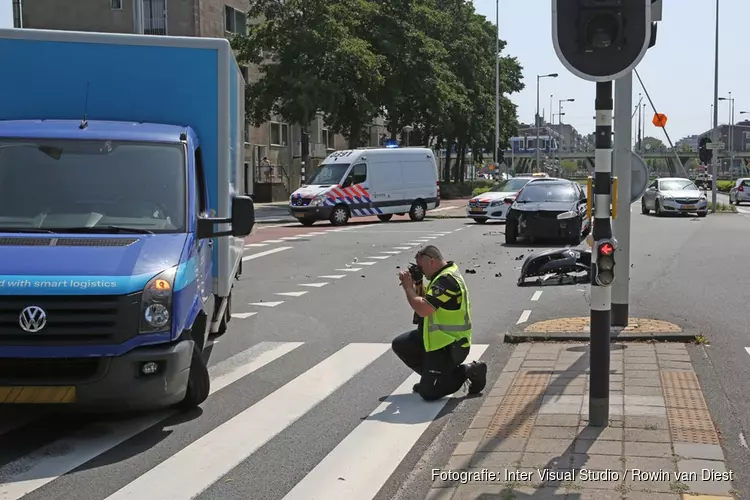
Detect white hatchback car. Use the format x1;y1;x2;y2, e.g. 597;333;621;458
728;178;750;206
467;175;552;223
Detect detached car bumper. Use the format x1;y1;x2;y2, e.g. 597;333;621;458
661;198;708;213
289;205;333;221
0;340;193;411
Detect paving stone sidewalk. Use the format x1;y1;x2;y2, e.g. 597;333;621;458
427;342;738;500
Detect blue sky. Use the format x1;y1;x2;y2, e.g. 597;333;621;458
472;0;746;141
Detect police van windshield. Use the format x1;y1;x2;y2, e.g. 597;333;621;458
307;163;350;185
0;139;186;233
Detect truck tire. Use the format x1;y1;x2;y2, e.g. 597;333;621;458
178;344;210;411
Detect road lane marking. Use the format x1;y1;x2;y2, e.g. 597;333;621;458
249;301;284;307
319;275;346;279
368;256;390;260
231;312;257;319
531;291;542;301
262;239;285;243
392;247;413;250
356;262;376;266
275;291;308;297
380;251;401;255
101;343;392;500
299;283;329;288
244;243;268;248
0;342;303;500
281;344;489;500
242;247;293;261
516;310;532;324
279;236;304;241
335;268;363;272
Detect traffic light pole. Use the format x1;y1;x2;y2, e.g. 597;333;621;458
589;81;613;427
612;73;632;327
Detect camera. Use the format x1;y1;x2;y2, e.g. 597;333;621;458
408;263;424;282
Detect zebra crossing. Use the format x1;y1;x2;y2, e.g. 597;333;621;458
0;340;488;500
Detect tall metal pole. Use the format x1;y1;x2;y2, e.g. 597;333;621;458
558;101;563;169
494;0;500;165
589;80;614;427
133;0;145;34
711;0;719;212
730;96;735;172
612;73;632;327
536;76;541;172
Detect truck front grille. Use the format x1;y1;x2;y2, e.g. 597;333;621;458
0;293;142;346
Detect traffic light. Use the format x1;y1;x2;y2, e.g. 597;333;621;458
594;239;616;286
551;0;655;82
698;136;713;165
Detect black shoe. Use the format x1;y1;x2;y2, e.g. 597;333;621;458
413;383;420;393
465;361;487;395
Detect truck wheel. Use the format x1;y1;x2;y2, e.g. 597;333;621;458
330;205;350;225
178;344;210;411
409;201;427;221
377;214;393;222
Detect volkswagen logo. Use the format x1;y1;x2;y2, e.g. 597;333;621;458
19;306;47;333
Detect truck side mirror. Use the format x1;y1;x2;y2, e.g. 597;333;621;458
196;195;255;239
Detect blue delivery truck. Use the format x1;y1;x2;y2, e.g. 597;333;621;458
0;28;255;411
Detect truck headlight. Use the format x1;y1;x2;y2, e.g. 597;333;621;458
139;266;177;334
309;194;326;206
557;211;577;220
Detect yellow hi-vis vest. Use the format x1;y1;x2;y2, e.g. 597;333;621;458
422;263;472;352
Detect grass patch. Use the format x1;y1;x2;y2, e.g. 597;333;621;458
694;334;710;345
707;201;737;212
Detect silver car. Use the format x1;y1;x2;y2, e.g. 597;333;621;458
728;178;750;206
641;177;708;217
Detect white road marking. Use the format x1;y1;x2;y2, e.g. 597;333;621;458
516;310;532;324
531;291;542;301
249;301;285;307
335;268;363;272
368;256;390;260
282;345;489;500
242;247;293;261
0;342;303;500
275;291;308;297
380;251;401;255
454;228;463;231
299;283;329;288
231;312;257;319
740;432;748;449
392;247;413;250
101;343;391;500
319;275;346;279
745;347;750;357
262;239;285;243
356;262;376;266
279;236;303;241
244;243;268;248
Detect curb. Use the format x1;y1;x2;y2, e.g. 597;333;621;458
503;330;700;343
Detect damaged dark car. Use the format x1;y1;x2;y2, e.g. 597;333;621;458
504;179;591;245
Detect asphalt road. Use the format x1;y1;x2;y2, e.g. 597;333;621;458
2;204;750;500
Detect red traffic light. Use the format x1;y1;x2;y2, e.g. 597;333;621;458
599;242;614;255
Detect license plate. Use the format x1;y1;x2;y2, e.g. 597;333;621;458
470;208;484;213
0;386;76;404
293;212;305;218
681;205;696;210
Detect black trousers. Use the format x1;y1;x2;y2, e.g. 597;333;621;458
392;329;469;401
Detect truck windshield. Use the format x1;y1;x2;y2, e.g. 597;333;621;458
307;163;350;185
0;139;186;233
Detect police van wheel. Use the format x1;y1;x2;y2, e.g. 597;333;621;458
330;205;350;225
409;201;427;221
377;214;393;222
178;345;210;411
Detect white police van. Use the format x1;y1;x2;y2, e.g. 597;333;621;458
288;147;440;226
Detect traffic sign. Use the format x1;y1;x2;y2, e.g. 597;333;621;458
707;142;724;150
611;150;649;202
652;113;668;127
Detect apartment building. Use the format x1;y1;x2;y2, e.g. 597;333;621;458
16;0;386;201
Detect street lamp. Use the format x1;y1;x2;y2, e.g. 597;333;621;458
536;73;558;172
558;98;575;171
494;0;500;166
719;93;735;171
710;0;719;212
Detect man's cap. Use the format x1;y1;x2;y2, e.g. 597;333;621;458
416;245;443;260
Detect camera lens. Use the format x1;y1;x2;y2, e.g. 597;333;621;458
585;13;619;49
